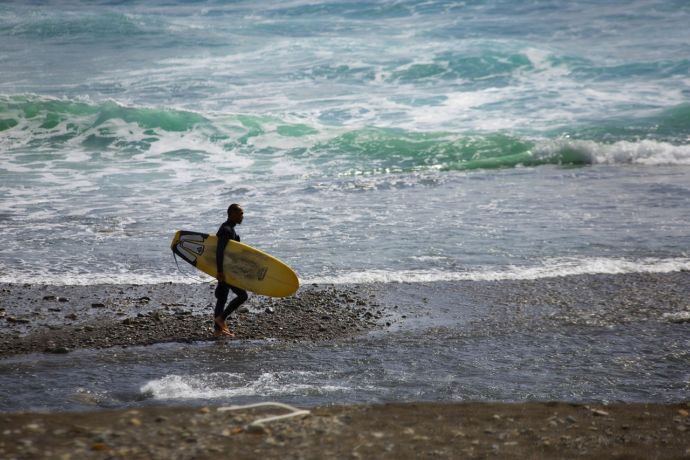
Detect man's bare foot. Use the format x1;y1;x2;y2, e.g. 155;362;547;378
214;316;227;330
213;328;234;337
214;316;234;337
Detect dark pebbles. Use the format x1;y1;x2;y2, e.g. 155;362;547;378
0;284;385;358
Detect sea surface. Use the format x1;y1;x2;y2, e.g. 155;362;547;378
1;0;689;412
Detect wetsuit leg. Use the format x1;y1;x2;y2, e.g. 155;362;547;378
221;285;248;320
214;282;230;319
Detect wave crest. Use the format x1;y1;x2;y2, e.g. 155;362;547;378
2;95;689;172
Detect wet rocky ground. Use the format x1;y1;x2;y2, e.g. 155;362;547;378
1;273;690;458
0;283;392;357
1;401;688;459
482;270;690;327
2;271;690;357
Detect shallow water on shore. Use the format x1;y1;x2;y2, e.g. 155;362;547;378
1;276;688;413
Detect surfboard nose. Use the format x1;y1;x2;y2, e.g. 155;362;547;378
171;231;208;266
170;230;181;250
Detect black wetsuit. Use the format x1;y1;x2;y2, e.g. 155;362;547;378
214;220;248;326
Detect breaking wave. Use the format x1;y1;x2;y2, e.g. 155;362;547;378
2;95;690;175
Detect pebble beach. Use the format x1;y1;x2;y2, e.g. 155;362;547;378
2;272;689;458
2;401;689;459
0;283;388;357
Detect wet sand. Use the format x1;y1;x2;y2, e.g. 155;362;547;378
1;402;689;459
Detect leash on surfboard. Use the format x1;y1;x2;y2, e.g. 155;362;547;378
171;251;212;284
171;252;228;327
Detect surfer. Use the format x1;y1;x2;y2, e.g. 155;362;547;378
214;203;249;337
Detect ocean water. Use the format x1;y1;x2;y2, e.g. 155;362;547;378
1;0;689;411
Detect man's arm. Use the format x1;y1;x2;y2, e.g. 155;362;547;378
216;227;230;282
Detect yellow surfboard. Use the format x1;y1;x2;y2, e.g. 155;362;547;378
170;230;299;297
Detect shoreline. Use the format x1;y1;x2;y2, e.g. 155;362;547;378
2;270;689;358
2;272;689;457
1;401;688;459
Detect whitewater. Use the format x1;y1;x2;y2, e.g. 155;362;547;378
0;0;689;411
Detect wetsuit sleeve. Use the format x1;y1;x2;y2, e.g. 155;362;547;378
216;226;230;274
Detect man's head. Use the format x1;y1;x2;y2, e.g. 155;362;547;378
227;203;244;225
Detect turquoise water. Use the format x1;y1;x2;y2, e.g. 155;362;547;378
1;0;689;283
1;0;689;410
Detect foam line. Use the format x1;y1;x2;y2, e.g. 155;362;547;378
304;257;690;285
3;257;688;286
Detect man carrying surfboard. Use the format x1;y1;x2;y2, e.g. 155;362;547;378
214;204;248;337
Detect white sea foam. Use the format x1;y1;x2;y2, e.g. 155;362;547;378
0;268;212;286
304;257;690;285
141;371;349;400
4;256;686;286
411;89;509;129
141;373;245;400
534;139;690;166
